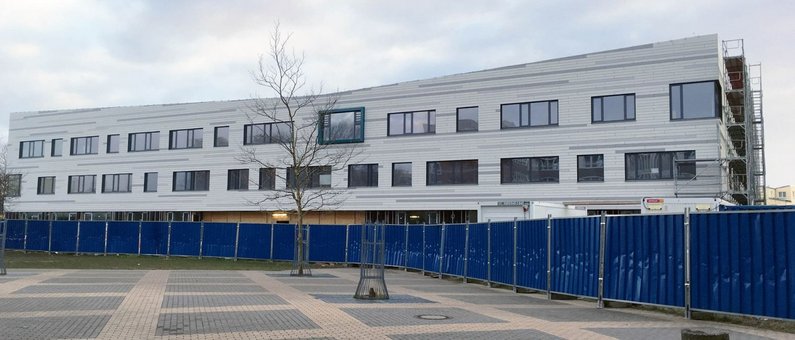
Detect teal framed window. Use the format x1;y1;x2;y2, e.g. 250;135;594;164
319;107;365;144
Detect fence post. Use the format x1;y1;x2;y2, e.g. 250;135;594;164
306;224;311;262
137;221;142;256
684;208;692;319
487;219;492;287
546;214;552;299
166;221;172;257
48;219;53;254
233;222;240;261
269;223;275;260
103;221;109;256
597;212;607;308
464;221;469;283
440;223;446;279
344;224;350;265
421;223;426;276
403;223;409;270
513;218;518;292
22;219;28;252
75;220;81;255
198;222;204;259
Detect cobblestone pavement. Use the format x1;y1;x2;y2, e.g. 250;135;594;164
0;267;790;339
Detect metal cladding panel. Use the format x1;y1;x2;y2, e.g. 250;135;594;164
237;223;270;259
106;222;138;254
490;221;514;285
347;225;362;263
441;224;466;276
406;225;423;269
516;219;548;290
551;217;600;297
467;223;489;280
77;221;105;253
50;221;78;253
719;205;795;211
272;224;295;261
308;225;346;262
24;220;49;251
140;222;169;255
201;223;236;258
384;225;406;267
169;222;201;256
604;215;684;306
5;220;25;249
423;225;442;272
691;211;795;319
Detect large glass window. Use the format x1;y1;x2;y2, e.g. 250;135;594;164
169;128;203;149
625;151;696;181
107;134;120;153
388;110;436;136
8;174;21;197
287;166;331;189
214;126;229;147
592;94;635;122
319;107;365;144
144;172;158;192
37;176;55;195
102;173;132;193
670;81;719;120
427;160;478;185
128;131;159;152
259;168;275;190
243;122;292;145
392;162;412;187
19;140;44;158
500;100;558;129
172;170;210;191
70;136;99;155
51;139;63;157
577;154;604;182
68;175;96;193
456;107;478;132
349;164;378;188
227;169;249;190
500;157;559;183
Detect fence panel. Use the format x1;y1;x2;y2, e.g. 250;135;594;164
51;221;78;253
691;211;795;319
168;222;201;256
516;219;547;290
77;221;105;253
384;225;406;267
107;222;138;254
140;222;169;255
604;214;684;307
490;221;514;286
24;220;49;251
467;223;488;280
308;225;347;262
4;220;25;249
423;225;442;273
441;224;466;276
272;224;295;260
201;223;236;258
406;225;423;269
551;217;600;297
237;223;270;259
347;225;362;263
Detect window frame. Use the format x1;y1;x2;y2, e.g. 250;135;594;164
348;164;378;188
51;139;63;157
387;110;436;136
624;151;696;181
8;174;21;197
214;126;229;147
319;107;365;144
227;169;249;191
577;154;605;183
669;80;720;121
67;175;96;194
591;93;636;123
101;173;132;193
107;134;120;153
70;136;100;156
172;170;211;192
144;172;158;192
391;162;412;187
37;176;56;195
456;106;479;132
128;131;160;152
243;122;292;145
259;168;276;190
286;166;332;189
500;100;559;129
426;160;479;186
169;128;203;150
500;156;560;184
19;140;45;159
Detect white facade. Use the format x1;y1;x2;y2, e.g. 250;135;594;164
7;35;733;220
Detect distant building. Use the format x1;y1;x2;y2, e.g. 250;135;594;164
766;185;794;205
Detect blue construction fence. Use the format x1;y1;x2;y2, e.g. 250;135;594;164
3;209;795;321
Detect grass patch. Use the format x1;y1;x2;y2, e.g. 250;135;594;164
3;250;294;271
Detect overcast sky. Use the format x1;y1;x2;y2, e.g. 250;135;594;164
1;0;792;186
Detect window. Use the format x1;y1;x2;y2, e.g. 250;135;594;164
319;107;365;144
214;126;229;147
501;100;559;129
243;122;291;145
8;174;21;197
37;177;55;195
68;175;96;193
670;81;719;120
128;131;159;151
392;162;412;187
456;107;478;132
427;160;478;185
388;110;436;136
625;151;696;181
169;128;203;149
144;172;158;192
107;134;120;153
287;166;331;188
70;136;99;155
778;191;787;198
259;168;275;190
577;154;604;182
349;164;378;187
500;157;559;183
172;170;210;191
20;140;45;158
228;169;249;190
102;173;132;193
592;94;635;122
51;139;63;157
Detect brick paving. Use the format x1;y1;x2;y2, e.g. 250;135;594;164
0;267;789;339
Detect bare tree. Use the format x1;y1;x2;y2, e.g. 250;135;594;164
0;142;20;217
238;24;360;276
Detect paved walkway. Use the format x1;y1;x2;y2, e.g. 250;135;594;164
0;268;789;339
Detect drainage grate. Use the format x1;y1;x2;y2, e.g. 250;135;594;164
416;314;451;320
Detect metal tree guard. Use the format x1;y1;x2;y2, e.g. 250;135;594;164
354;224;389;300
290;224;312;276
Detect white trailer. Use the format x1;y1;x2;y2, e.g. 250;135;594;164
640;197;729;214
478;201;586;222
